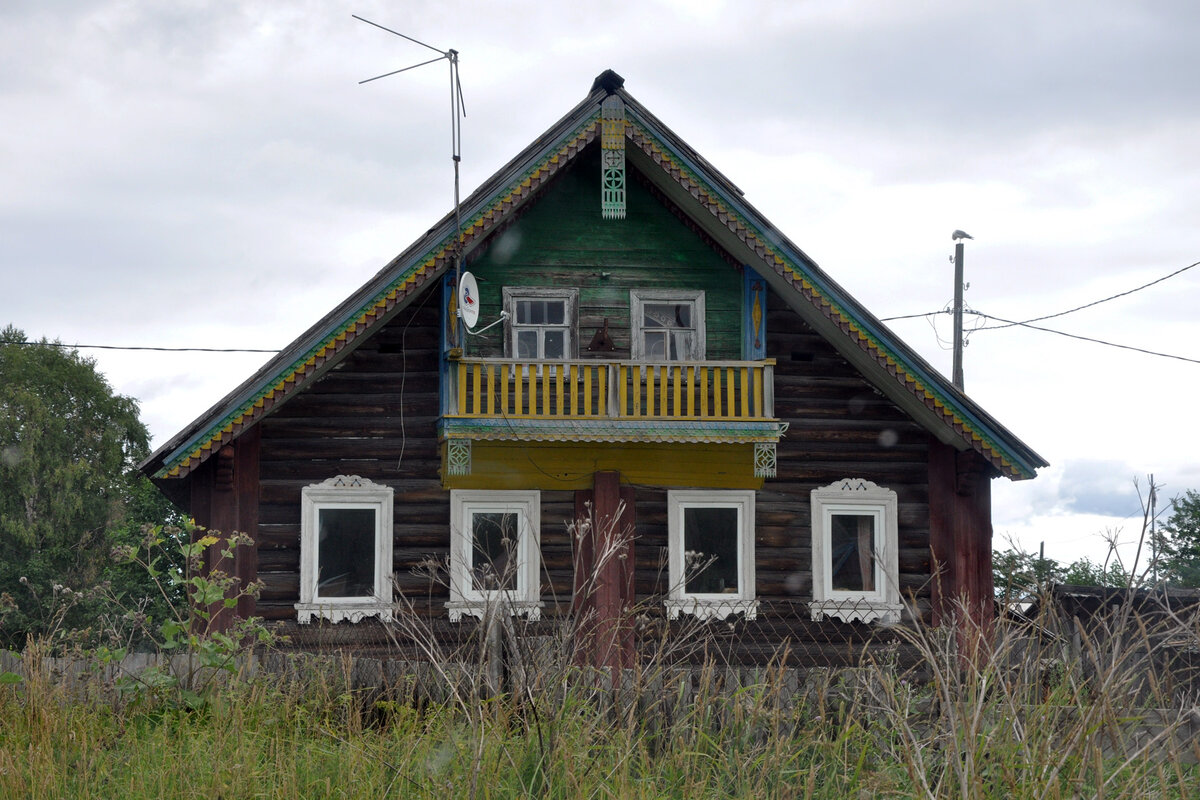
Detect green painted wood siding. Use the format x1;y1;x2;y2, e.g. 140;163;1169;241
465;145;741;359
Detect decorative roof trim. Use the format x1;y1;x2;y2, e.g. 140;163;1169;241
147;74;1043;483
622;114;1037;479
152;113;602;479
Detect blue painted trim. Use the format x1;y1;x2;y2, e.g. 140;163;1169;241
744;266;767;361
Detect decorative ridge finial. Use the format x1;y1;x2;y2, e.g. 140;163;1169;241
591;69;625;95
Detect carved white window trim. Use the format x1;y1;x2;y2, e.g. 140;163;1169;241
666;490;757;621
448;489;543;622
630;290;706;361
810;478;901;624
295;476;393;624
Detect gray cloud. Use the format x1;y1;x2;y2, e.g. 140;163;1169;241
2;0;1198;568
1056;460;1146;518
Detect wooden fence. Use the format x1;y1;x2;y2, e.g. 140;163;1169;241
4;648;1199;763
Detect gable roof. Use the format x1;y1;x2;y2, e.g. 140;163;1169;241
141;70;1046;482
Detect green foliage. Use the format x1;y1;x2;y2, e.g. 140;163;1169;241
1154;489;1200;587
0;325;180;648
992;547;1064;602
96;522;273;709
1061;556;1130;587
995;481;1200;593
994;545;1134;601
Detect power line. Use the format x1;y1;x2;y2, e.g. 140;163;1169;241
974;259;1200;331
880;310;947;322
969;312;1200;365
11;258;1197;363
880;259;1199;326
5;340;280;354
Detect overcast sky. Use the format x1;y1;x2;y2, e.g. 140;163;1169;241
3;0;1198;570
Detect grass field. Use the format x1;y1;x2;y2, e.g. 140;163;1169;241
3;607;1199;799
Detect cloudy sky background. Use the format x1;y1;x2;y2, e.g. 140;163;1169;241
3;0;1198;569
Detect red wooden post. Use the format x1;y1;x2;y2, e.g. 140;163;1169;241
572;471;635;674
928;440;994;660
186;428;260;633
572;488;596;666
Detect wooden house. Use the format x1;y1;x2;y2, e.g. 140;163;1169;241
141;71;1046;667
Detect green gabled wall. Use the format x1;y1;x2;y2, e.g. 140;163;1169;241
465;144;742;359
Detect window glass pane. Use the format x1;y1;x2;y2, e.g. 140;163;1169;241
645;330;667;360
830;513;876;591
471;511;519;591
643;303;670;329
644;303;691;329
545;300;565;325
682;506;739;594
668;331;693;361
543;330;564;358
516;300;533;324
516;330;538;359
674;304;691;328
317;508;377;597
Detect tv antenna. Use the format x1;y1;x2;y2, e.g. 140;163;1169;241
354;15;467;335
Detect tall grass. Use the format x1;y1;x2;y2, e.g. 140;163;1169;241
3;593;1199;799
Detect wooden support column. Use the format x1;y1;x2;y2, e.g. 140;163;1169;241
572;471;635;672
186;427;261;632
928;440;994;658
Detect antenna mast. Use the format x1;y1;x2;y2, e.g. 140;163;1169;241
355;15;466;334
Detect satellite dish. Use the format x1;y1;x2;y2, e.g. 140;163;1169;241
458;272;480;330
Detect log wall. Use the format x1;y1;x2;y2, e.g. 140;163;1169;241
228;157;953;665
249;281;938;665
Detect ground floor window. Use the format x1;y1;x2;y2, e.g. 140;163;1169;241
810;478;901;623
448;489;542;621
295;476;393;624
665;490;757;620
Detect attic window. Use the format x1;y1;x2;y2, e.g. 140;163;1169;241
503;287;579;361
631;290;706;361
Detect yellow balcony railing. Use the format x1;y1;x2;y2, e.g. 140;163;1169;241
448;358;775;421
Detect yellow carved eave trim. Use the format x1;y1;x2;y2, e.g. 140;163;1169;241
628;118;1026;477
156;113;602;480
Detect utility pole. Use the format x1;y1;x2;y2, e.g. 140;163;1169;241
1150;476;1158;583
951;230;973;390
1038;540;1046;595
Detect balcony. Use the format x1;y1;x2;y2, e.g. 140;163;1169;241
441;357;785;481
448;357;776;421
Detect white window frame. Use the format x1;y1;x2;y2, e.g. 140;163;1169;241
630;289;706;361
503;287;578;361
448;489;542;622
665;490;757;620
810;478;901;624
295;476;393;624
